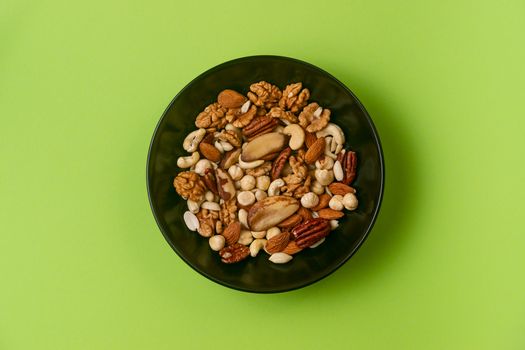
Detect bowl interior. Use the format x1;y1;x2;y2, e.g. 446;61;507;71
147;56;384;292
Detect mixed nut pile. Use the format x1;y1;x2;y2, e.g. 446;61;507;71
173;81;359;264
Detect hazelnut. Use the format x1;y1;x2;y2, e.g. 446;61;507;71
300;192;319;209
343;193;358;211
256;175;271;191
329;195;344;211
240;175;256;191
228;165;244;181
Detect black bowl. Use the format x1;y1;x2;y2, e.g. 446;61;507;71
147;56;384;293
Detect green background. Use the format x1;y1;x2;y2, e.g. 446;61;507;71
1;0;524;348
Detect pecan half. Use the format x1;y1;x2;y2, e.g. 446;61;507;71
343;151;357;185
243;116;279;140
292;218;330;249
219;243;250;263
266;231;290;254
271;147;292;180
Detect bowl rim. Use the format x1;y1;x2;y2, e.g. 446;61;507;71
146;55;385;293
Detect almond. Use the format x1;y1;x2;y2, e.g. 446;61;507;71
199;142;222;162
304;130;317;148
266;231;290;254
247;196;299;232
218;89;247;108
297;207;313;221
277;214;303;229
304;136;325;164
222;221;241;246
318;208;344;220
328;182;356;196
310;193;331;211
282;240;302;255
241;133;288;162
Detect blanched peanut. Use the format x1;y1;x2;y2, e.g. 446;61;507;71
237;191;255;206
266;227;281;240
269;252;293;264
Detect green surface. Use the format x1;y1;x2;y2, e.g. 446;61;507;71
1;0;524;349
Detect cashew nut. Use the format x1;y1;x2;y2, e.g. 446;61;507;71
316;123;345;150
238;209;249;229
251;230;266;239
256;176;271;191
315;169;334;186
269;252;293;264
333;160;344;181
194;159;213;176
329;195;344;211
183;128;206;152
267;179;285;196
301;192;319;209
239;175;256;191
239;230;253;245
238;157;264;169
177;152;200;168
209;235;225;251
283;124;305;150
228;164;244;180
323;136;337;160
249;238;266;257
214;140;224;153
343;193;358;211
220;141;233;152
237;191;255;206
